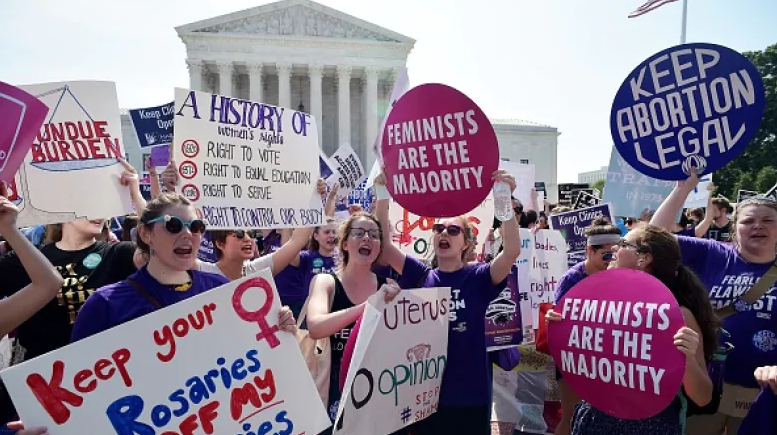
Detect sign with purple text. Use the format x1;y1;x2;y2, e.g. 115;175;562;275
486;265;523;350
0;269;331;435
150;144;171;168
550;204;613;254
382;83;499;217
198;231;218;263
0;82;48;183
172;88;323;230
548;269;686;420
611;43;765;180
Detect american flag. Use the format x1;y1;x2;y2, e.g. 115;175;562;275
629;0;680;18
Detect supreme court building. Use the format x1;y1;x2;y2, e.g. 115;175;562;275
123;0;560;201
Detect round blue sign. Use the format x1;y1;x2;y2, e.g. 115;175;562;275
610;43;765;180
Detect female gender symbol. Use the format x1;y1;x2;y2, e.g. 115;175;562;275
232;277;281;348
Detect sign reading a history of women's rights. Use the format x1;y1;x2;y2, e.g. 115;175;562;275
602;146;675;218
325;143;366;196
485;265;523;350
172;88;323;230
548;269;686;420
382;83;500;218
9;81;132;227
334;287;450;435
0;269;332;435
128;101;175;148
388;193;494;261
0;81;48;183
550;203;613;254
610;43;766;181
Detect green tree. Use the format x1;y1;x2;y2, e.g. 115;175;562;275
755;166;777;192
592;179;606;195
715;43;777;198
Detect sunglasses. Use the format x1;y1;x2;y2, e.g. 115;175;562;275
432;224;462;236
349;228;381;240
146;215;207;235
230;230;256;239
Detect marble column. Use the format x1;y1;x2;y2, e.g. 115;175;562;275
363;66;379;165
277;62;292;109
337;65;353;147
308;63;324;147
216;61;233;96
248;63;263;103
186;59;203;91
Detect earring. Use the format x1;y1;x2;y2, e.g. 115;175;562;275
150;248;156;257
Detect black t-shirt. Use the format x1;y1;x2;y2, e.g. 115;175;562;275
705;221;733;242
0;241;136;423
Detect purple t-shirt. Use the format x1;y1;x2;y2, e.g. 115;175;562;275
674;228;695;237
678;236;777;387
397;256;506;407
738;388;776;435
274;250;336;311
554;261;588;304
71;266;229;341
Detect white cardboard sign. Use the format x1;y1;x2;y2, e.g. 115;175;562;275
334;287;450;435
172;88;323;229
326;144;366;196
514;229;568;330
500;162;535;209
0;270;331;435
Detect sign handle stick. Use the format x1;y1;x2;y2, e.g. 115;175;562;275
680;0;689;44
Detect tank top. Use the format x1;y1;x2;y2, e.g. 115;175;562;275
325;272;387;421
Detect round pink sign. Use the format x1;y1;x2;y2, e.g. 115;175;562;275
548;269;686;420
381;83;499;218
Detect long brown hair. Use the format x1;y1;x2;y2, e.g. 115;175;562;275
337;212;383;271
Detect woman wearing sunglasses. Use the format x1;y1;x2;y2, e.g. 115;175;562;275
552;217;622;435
373;169;521;435
71;193;297;341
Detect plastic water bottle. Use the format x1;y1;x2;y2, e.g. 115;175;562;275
493;182;514;222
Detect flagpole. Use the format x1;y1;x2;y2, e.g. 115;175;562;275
680;0;688;43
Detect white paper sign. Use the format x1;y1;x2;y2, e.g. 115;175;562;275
326;144;366;196
0;270;331;435
500;162;535;209
515;229;567;330
388;193;494;261
173;88;323;230
9;81;131;227
334;287;450;435
684;174;713;209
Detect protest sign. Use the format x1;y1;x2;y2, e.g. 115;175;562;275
172;88;323;230
513;229;567;330
548;269;686;420
737;189;759;204
486;265;523;350
572;190;601;210
501;161;535;209
198;231;218;263
128;101;175;148
567;251;586;269
610;43;765;180
602;146;675;218
0;81;48;183
550;204;613;253
335;179;374;214
558;183;589;207
684;174;713;209
764;183;777;201
373;68;410;164
326;143;366;196
334;287;450;435
382;83;499;217
388;193;494;261
0;270;331;435
9;81;131;227
150;144;171;168
319;151;334;179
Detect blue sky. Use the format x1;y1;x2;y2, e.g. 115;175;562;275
1;0;775;182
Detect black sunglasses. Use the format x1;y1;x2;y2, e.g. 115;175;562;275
146;215;207;235
231;229;256;239
432;223;462;236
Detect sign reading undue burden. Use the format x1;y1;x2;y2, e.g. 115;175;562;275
173;88;323;229
548;269;686;420
0;270;331;435
382;83;499;217
610;43;765;180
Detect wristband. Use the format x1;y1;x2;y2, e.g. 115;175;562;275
375;183;390;200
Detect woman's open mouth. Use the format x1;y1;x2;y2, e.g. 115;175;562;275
173;245;194;258
241;244;254;254
357;245;373;256
438;240;450;249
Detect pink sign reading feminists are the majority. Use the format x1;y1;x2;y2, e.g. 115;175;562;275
381;83;499;218
0;82;48;182
548;269;687;420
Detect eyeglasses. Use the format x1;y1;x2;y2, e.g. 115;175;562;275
617;239;640;250
145;215;207;235
432;224;462;236
349;228;380;240
230;230;256;239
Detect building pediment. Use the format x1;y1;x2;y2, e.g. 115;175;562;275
176;0;414;44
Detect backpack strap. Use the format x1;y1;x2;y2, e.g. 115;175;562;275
127;278;163;309
716;260;777;319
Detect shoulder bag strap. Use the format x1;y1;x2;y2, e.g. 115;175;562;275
716;260;777;319
127;278;164;309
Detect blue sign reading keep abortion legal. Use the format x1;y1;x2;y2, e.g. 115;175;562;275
128;102;175;148
610;43;765;180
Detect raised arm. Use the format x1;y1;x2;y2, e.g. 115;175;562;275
0;182;64;337
119;158;146;215
306;274;365;340
490;170;521;285
146;157;162;199
270;227;313;275
373;173;407;274
651;171;699;231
